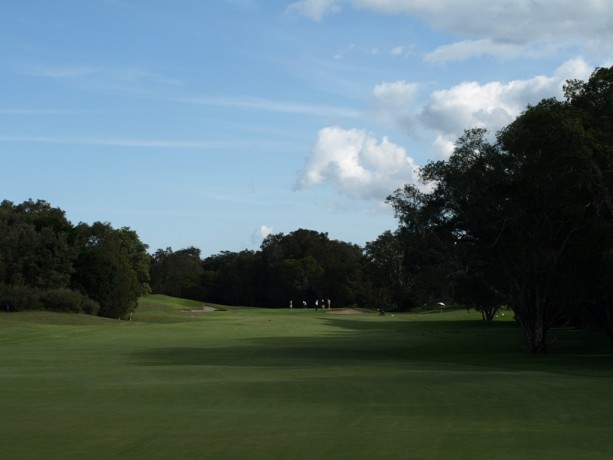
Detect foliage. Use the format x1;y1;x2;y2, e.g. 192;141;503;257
40;288;100;315
0;199;149;318
150;246;206;300
363;230;414;309
71;222;150;318
198;229;365;308
201;249;259;306
0;199;74;289
387;66;613;352
0;284;43;311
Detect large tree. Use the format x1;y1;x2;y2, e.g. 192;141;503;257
0;199;74;291
71;222;150;318
199;229;365;308
363;230;414;310
150;247;205;300
258;229;363;307
388;66;613;352
201;250;259;306
386;140;493;314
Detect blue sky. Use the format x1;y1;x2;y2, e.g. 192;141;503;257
2;0;611;256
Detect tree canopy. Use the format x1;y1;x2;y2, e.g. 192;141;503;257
193;229;366;308
0;199;150;318
387;66;613;352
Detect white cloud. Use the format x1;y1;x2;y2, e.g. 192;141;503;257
370;80;419;127
372;80;418;111
353;0;613;40
418;58;593;135
425;39;524;63
291;0;613;61
180;95;360;118
295;127;420;199
28;65;98;79
390;46;410;57
286;0;341;21
429;135;455;160
370;58;594;159
251;224;273;245
297;58;597;200
0;135;247;149
23;64;182;86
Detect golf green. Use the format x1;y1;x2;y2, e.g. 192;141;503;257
1;295;612;459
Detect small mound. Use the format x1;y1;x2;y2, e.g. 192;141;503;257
326;308;369;315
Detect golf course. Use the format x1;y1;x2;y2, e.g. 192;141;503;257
1;295;612;460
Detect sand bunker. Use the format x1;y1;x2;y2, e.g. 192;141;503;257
325;308;369;315
181;306;217;313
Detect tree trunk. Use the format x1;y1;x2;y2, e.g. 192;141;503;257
512;285;549;353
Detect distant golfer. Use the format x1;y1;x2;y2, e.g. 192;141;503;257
290;300;293;309
378;308;385;316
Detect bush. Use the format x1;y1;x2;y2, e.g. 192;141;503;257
80;296;101;316
0;284;43;311
40;288;100;315
40;288;84;313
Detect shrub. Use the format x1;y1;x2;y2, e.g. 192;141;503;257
80;296;101;316
0;284;43;311
40;288;84;313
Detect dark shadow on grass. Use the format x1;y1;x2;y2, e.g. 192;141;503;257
129;317;613;376
132;343;394;367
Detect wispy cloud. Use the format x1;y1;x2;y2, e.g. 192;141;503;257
17;63;183;96
23;65;98;79
286;0;341;21
179;95;361;119
0;108;80;115
291;0;613;61
0;135;249;149
425;39;525;63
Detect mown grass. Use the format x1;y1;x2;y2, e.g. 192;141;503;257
1;295;612;460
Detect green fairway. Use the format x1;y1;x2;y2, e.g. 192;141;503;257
1;295;612;460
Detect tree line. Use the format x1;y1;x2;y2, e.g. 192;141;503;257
2;66;612;352
0;199;150;318
151;229;367;309
151;66;613;352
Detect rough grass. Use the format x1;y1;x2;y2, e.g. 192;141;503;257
1;295;612;460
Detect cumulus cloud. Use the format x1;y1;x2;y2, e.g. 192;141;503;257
372;58;594;159
251;224;273;245
296;58;596;199
371;80;418;125
289;0;613;60
373;80;418;109
295;127;420;199
429;135;455;160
